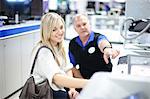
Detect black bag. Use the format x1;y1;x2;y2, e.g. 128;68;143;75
19;46;53;99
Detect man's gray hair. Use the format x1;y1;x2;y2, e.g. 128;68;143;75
72;13;89;24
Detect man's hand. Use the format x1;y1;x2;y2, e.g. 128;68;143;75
72;67;83;78
103;48;120;64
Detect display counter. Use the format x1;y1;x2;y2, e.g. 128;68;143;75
0;20;40;98
0;21;40;39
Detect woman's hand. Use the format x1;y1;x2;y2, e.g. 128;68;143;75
68;88;79;99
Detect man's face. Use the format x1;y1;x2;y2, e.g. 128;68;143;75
74;16;91;38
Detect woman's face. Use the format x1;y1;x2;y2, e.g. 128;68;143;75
50;20;65;46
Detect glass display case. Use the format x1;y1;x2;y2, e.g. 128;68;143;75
90;15;125;30
118;0;150;76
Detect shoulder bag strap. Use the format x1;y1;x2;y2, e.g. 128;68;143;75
30;46;54;74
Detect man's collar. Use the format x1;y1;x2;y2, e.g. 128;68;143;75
75;31;94;47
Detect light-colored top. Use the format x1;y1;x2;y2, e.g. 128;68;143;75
30;45;73;91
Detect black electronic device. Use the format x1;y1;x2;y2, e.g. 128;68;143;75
120;18;150;40
128;19;150;33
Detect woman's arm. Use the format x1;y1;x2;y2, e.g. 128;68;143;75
66;69;79;99
53;73;88;88
66;69;73;77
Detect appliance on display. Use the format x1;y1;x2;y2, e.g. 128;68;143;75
120;0;150;40
129;19;150;33
120;18;150;40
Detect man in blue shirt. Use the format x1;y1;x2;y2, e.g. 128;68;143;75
69;14;120;79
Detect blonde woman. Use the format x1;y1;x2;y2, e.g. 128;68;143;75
31;12;88;99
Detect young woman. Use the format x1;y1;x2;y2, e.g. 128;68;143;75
31;12;88;99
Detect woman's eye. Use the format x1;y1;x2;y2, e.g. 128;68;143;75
53;28;57;32
60;26;63;29
83;23;86;26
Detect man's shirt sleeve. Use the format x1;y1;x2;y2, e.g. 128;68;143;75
97;34;109;45
68;51;76;67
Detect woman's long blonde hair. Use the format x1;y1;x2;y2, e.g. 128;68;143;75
39;12;66;66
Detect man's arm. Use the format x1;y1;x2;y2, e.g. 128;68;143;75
98;39;112;53
98;39;120;64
